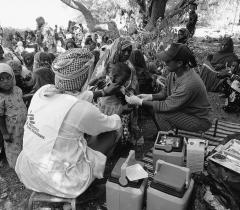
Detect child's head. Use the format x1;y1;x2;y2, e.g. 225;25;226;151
0;63;15;92
231;60;240;74
108;63;131;86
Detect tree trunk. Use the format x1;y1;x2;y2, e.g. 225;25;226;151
145;0;169;31
60;0;119;38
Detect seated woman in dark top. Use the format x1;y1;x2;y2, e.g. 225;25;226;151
200;37;238;92
211;37;238;71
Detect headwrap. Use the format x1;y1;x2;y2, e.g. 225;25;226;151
90;37;132;81
33;52;51;71
52;48;94;91
6;60;22;76
219;37;234;53
0;63;16;85
121;39;132;51
177;28;190;44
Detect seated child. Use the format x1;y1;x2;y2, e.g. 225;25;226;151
93;62;132;116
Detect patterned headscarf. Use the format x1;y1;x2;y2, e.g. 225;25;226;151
52;48;94;91
89;37;132;82
33;52;51;71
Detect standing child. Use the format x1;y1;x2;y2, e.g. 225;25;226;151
0;63;27;168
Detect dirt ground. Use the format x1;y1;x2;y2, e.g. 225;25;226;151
0;38;240;210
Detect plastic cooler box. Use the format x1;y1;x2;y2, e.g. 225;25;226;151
147;160;194;210
153;132;185;169
106;150;148;210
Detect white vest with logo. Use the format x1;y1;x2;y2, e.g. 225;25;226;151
16;85;100;198
23;86;78;169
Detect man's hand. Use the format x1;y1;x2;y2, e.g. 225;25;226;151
125;95;143;106
138;94;153;101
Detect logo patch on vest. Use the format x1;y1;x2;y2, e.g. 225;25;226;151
26;111;45;140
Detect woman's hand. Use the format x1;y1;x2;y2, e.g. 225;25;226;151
103;82;121;96
125;95;143;106
138;94;153;101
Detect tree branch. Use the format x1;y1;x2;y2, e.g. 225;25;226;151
60;0;120;37
60;0;98;31
159;0;195;30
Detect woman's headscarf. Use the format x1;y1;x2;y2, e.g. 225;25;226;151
0;63;16;85
211;37;238;70
87;37;139;94
177;28;190;44
219;37;234;53
90;37;132;81
33;52;51;71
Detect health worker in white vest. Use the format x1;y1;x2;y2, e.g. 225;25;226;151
15;48;122;198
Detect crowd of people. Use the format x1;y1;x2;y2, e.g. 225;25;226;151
0;2;239;201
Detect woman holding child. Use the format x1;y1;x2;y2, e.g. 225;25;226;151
88;37;141;144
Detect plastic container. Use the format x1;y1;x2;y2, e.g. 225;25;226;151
153;132;185;169
106;150;148;210
147;160;194;210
